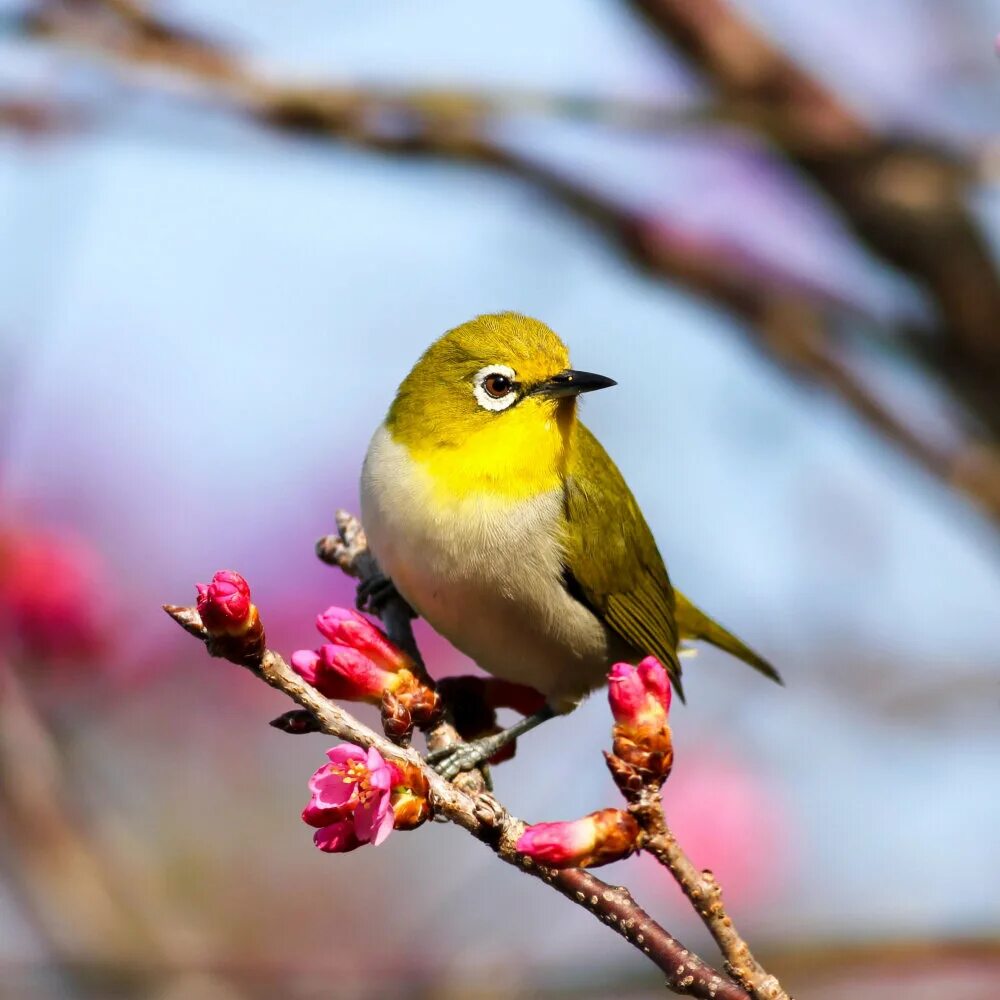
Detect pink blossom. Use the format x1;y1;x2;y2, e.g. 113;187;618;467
302;744;397;852
196;570;253;635
608;656;671;731
315;606;409;672
0;526;108;662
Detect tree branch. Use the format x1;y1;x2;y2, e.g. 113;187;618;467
632;786;788;1000
625;0;1000;439
164;510;757;999
25;0;1000;528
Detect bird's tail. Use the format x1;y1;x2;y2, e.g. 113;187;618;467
675;592;783;685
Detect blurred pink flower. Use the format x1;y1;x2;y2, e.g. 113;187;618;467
0;524;108;663
315;606;410;672
608;656;671;732
638;752;792;906
196;570;253;636
516;808;641;869
303;744;396;853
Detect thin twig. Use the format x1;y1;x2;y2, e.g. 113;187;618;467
633;787;790;1000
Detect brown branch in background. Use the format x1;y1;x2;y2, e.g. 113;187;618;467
625;0;1000;439
24;0;1000;527
0;98;85;136
0;664;167;985
164;510;761;1000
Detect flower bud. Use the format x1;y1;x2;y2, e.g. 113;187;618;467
609;730;673;786
292;643;441;731
194;570;265;665
315;606;410;672
516;809;641;869
381;690;414;743
608;656;671;732
389;761;432;830
196;571;252;635
317;643;397;702
269;709;322;735
290;648;320;686
606;657;673;788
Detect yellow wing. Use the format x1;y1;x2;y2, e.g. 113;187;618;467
562;424;685;698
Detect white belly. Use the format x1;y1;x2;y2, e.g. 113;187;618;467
360;424;618;711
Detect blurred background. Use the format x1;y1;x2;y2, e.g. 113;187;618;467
1;1;999;997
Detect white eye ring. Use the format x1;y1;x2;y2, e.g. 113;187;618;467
473;365;518;412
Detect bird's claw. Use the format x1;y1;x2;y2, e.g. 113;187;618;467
355;574;398;614
473;792;507;828
426;735;502;782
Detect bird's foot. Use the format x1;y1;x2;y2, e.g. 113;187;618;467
355;573;399;614
426;735;506;781
473;791;507;829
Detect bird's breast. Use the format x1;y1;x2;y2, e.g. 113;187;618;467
360;424;614;709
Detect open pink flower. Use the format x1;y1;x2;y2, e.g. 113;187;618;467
315;606;410;672
302;744;397;852
608;656;671;732
196;570;253;635
516;809;641;869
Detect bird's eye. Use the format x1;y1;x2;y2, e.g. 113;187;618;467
473;365;519;412
483;373;512;398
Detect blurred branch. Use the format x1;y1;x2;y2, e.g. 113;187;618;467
0;662;164;978
23;0;1000;525
164;510;756;1000
624;0;1000;441
0;96;85;135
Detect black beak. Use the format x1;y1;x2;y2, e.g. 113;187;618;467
533;369;617;399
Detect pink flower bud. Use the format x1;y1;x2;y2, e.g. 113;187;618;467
608;656;671;731
196;570;253;636
516;809;641;869
316;644;397;702
293;608;440;732
290;649;320;686
315;606;409;672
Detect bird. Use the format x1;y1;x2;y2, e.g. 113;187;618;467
360;313;781;778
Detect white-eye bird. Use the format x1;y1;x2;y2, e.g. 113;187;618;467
361;313;781;778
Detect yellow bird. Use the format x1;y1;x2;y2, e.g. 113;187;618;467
361;313;781;777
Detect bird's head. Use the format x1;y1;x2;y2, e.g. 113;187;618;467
387;313;615;454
